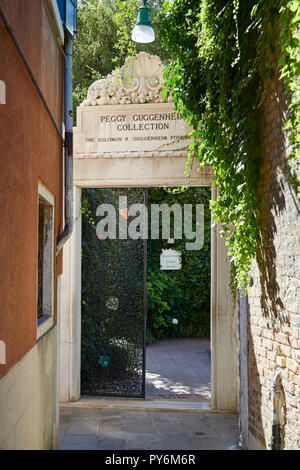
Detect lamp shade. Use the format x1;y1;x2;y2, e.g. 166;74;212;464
131;24;155;43
131;0;155;44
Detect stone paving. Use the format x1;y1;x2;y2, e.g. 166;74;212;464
60;339;227;450
146;338;211;402
60;407;239;450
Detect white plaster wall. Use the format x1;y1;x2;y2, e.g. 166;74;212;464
0;327;59;449
60;187;82;402
211;185;239;411
74;155;214;188
211;222;239;411
219;231;238;410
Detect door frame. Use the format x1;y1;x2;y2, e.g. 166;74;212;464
59;178;239;411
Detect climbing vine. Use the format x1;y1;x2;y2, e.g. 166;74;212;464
279;0;300;192
158;0;300;291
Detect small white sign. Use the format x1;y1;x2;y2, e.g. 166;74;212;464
160;249;182;271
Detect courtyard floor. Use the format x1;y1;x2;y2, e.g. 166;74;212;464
146;338;211;402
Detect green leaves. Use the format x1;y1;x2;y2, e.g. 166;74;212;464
288;0;299;12
158;0;299;291
146;187;211;342
279;0;300;197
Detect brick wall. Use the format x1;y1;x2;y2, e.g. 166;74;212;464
246;28;300;450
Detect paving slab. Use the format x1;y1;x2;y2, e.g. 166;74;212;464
123;419;156;434
99;415;124;433
97;437;127;450
148;434;193;451
190;437;228;450
60;435;99;450
66;416;98;436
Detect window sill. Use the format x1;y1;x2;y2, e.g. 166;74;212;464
37;315;54;340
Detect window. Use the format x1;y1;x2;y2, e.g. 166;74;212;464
57;0;77;39
37;182;54;339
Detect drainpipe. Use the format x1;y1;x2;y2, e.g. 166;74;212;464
57;37;73;255
270;369;282;450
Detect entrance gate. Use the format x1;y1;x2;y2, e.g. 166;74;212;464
81;188;147;398
59;53;239;411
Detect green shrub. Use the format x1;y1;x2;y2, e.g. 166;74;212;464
146;187;211;342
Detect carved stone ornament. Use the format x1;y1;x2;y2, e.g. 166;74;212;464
82;52;173;106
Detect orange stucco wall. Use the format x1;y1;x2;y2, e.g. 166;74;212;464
0;0;64;379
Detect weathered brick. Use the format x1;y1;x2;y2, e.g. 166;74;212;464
261;338;273;351
255;346;266;358
262;329;274;340
275;332;291;346
286;358;299;375
276;356;286;368
277;344;292;358
267;350;276;362
253;336;262;347
246;33;300;451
